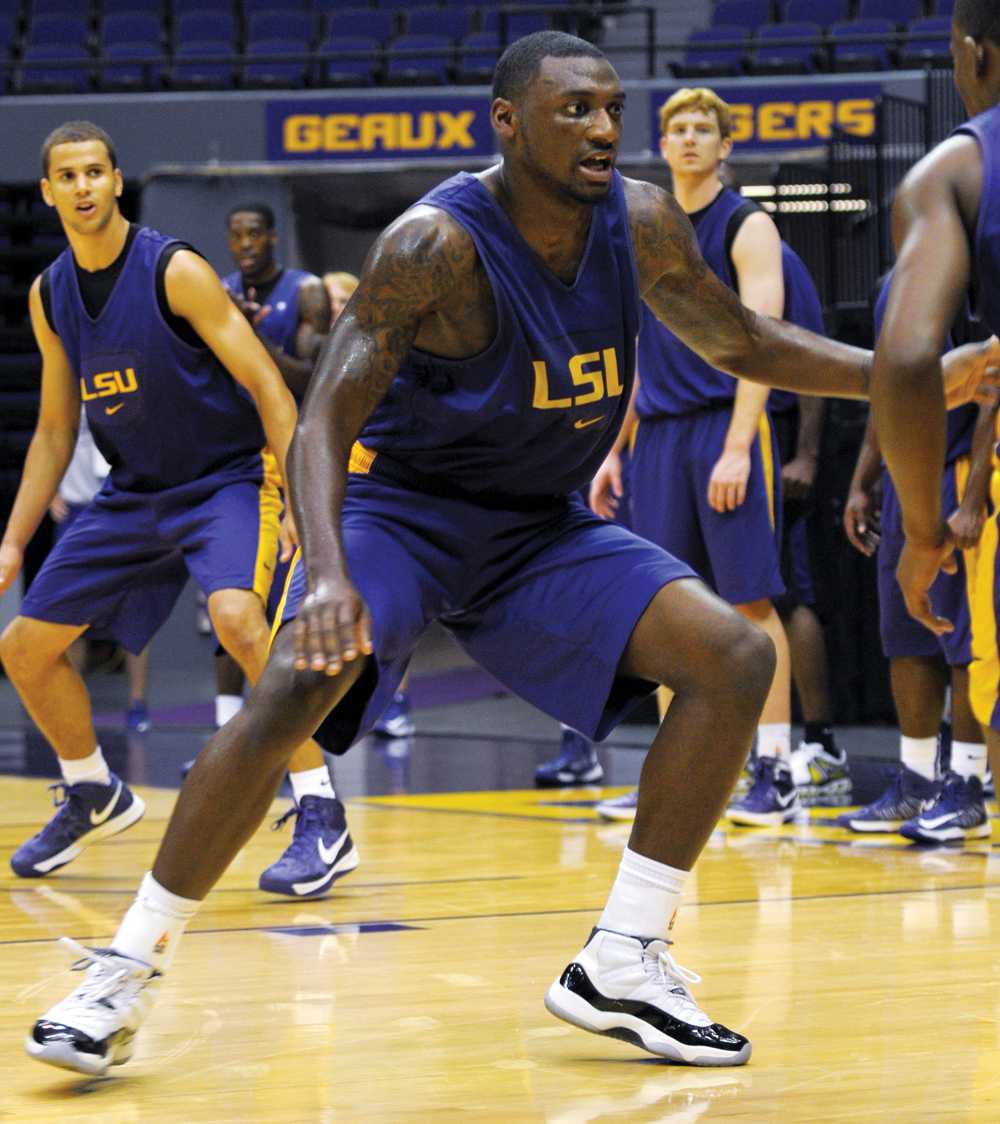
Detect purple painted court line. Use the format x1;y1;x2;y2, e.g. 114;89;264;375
92;664;509;729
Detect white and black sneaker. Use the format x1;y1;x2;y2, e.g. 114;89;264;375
26;938;161;1076
545;928;751;1066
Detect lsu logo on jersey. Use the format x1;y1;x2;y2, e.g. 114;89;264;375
532;347;624;411
80;367;139;414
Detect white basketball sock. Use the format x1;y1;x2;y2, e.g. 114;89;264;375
951;741;988;783
290;765;335;803
598;846;688;942
113;872;201;972
60;746;111;787
757;723;791;766
900;735;937;781
214;693;244;728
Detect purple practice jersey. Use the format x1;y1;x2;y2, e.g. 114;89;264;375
221;266;313;357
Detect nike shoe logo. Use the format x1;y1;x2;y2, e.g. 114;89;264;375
105;403;125;415
89;781;123;825
318;830;347;866
774;790;798;808
919;812;959;829
574;416;605;430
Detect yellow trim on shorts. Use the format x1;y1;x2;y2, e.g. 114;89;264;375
349;442;376;474
758;413;776;530
267;548;302;653
626;417;639;454
253;447;284;604
969;467;1000;728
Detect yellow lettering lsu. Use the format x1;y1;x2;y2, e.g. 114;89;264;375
533;349;623;411
283;111;476;155
80;367;138;401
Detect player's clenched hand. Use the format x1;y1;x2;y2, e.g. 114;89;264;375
947;503;986;552
781;454;817;502
0;541;23;597
293;575;372;676
590;451;622;519
941;336;1000;408
707;447;750;512
279;509;298;563
896;529;957;636
843;487;880;555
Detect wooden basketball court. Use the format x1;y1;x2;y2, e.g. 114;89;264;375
2;773;999;1120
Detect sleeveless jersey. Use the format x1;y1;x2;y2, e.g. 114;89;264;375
221;267;312;356
636;187;754;419
357;171;641;499
48;226;266;492
873;269;976;464
955;105;1000;340
768;242;825;417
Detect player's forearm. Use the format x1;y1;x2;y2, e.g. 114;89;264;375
849;411;882;496
870;354;945;544
724;381;769;451
249;378;298;484
2;428;77;550
795;395;825;460
960;401;999;515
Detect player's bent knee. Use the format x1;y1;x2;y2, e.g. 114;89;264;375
0;617;61;680
729;621;776;703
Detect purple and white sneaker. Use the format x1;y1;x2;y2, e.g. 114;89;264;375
899;772;991;844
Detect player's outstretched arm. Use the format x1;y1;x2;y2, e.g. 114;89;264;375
288;207;474;675
0;277;81;595
624;178;871;399
164;250;299;483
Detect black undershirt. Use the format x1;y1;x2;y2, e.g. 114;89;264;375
40;223;206;350
237;267;285;305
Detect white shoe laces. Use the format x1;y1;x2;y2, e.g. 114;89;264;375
57;937;143;1015
642;943;708;1025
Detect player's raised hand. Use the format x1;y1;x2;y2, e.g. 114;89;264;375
293;574;372;676
707;447;750;512
941;335;1000;408
896;529;957;635
0;541;23;597
589;450;622;519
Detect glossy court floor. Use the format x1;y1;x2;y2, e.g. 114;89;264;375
0;598;999;1120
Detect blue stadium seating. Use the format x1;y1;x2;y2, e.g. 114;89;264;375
829;18;895;70
857;0;920;25
170;0;235;17
405;7;471;40
175;12;236;48
247;10;314;46
325;7;395;45
385;32;452;84
674;26;749;78
753;21;822;73
170;40;235;88
318;33;381;87
712;0;772;30
784;0;847;27
27;14;90;48
19;43;92;92
243;0;310;14
244;38;310;88
455;30;498;82
899;15;951;66
932;0;954;14
30;0;84;16
480;10;553;40
103;0;164;15
102;12;163;48
98;41;164;90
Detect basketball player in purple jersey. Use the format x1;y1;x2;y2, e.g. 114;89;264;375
871;0;1000;799
24;36;1000;1077
0;122;357;899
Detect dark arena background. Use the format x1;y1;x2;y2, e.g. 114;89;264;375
2;3;998;1119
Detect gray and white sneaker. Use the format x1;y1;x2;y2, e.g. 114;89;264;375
595;789;638;822
545;928;751;1066
26;938;161;1076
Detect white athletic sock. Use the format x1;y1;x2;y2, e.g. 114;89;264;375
597;846;688;941
900;735;937;781
290;765;335;803
757;723;791;766
113;872;201;972
60;746;111;787
214;693;244;728
951;741;989;783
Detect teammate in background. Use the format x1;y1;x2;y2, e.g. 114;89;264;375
50;407;150;733
769;246;850;807
842;270;994;841
0;122;357;900
323;270;358;328
870;0;1000;799
593;88;802;826
23;35;999;1079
